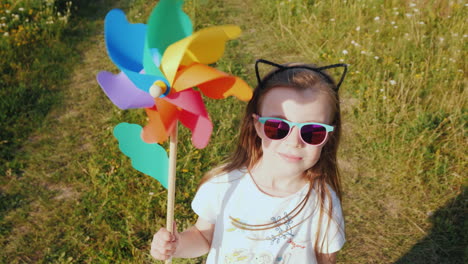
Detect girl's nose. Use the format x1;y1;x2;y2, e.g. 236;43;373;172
284;126;303;147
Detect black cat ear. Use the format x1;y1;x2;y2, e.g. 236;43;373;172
255;59;348;91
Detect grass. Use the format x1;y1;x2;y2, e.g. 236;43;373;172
0;0;73;174
1;0;466;263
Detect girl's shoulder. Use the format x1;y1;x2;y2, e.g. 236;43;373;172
206;168;247;185
309;182;342;207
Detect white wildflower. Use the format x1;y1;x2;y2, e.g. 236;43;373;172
3;32;9;37
383;96;387;100
394;26;398;29
374;56;379;60
409;3;416;7
374;16;380;21
330;18;335;21
406;13;413;17
394;11;399;15
342;50;348;55
419;21;425;25
149;192;154;196
391;21;396;25
356;26;360;31
389;80;396;85
19;7;25;12
339;59;344;62
351;40;360;47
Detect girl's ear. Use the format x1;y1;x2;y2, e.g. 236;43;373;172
252;114;263;138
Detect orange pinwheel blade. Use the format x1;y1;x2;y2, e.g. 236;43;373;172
142;98;180;144
172;63;252;101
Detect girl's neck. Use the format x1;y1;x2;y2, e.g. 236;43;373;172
249;159;308;197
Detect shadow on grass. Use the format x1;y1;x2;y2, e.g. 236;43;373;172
0;0;130;175
0;0;132;250
394;187;467;264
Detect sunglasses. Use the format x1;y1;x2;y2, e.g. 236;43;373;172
255;115;334;146
255;59;348;91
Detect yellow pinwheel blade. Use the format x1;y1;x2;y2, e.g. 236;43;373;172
161;25;241;86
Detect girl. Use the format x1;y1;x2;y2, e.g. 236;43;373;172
151;59;348;264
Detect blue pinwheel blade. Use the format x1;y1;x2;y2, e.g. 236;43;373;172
104;9;146;72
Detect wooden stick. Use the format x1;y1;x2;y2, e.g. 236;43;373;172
165;121;178;264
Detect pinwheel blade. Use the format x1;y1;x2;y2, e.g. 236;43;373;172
161;25;242;86
172;63;253;101
104;9;146;72
114;123;169;188
164;89;212;149
146;0;192;55
97;71;154;109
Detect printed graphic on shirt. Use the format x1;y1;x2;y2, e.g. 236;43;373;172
227;212;296;244
267;213;294;245
224;212;310;263
224;247;309;264
224;249;274;264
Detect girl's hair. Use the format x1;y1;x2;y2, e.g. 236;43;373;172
199;61;344;256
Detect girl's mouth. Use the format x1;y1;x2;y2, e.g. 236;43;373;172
278;152;303;162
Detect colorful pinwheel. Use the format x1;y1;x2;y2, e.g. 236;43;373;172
96;1;251;255
97;1;251;149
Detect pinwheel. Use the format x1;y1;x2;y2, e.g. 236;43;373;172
96;0;252;261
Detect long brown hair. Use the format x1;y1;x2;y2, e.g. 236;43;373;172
200;62;344;256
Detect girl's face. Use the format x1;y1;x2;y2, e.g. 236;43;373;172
254;86;333;177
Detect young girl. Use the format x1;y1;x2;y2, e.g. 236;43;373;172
151;59;348;264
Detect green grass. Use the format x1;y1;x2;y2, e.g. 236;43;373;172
1;0;466;263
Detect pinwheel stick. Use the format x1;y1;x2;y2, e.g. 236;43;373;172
166;121;178;264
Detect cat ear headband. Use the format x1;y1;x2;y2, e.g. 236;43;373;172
255;58;348;91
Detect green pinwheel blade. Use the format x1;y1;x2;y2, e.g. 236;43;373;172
143;0;193;75
113;122;169;188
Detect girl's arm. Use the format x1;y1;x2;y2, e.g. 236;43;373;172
150;217;214;260
173;217;214;258
317;252;337;264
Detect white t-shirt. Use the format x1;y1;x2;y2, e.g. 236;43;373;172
192;169;345;264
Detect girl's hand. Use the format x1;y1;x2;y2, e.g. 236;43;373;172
150;224;179;260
